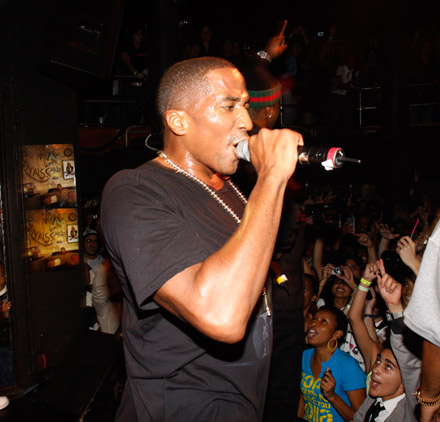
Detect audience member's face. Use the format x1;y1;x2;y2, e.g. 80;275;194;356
401;278;415;308
84;235;99;258
370;349;403;401
357;216;371;234
303;278;317;310
306;309;340;347
183;67;252;176
345;258;362;279
332;278;352;298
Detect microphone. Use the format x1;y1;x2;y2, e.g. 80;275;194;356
236;140;361;171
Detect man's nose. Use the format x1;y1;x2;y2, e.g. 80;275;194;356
239;108;253;132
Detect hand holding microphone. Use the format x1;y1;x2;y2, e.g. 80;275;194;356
237;139;361;171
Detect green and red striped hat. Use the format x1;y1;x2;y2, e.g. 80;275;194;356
248;84;281;108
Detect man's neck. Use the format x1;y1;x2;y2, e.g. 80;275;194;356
155;154;225;191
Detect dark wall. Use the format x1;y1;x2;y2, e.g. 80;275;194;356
0;0;102;389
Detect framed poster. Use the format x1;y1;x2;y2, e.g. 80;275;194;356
21;144;77;210
21;144;80;272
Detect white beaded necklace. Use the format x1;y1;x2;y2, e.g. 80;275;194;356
158;151;247;224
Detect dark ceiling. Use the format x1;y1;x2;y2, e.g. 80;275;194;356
123;0;437;43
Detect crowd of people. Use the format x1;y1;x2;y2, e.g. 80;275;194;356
74;36;440;420
3;13;440;421
76;161;439;421
74;19;440;420
101;18;440;129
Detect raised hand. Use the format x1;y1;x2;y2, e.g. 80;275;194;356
376;259;403;310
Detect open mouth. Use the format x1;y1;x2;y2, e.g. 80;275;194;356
369;376;381;390
336;287;346;293
307;328;317;340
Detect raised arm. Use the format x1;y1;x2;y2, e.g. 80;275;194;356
419;340;440;422
396;235;421;276
348;262;382;373
355;233;378;264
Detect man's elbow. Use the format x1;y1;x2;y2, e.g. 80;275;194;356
200;315;248;344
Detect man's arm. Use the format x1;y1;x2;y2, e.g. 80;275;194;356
419;340;440;422
155;128;303;343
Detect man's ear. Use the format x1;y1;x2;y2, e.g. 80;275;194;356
165;110;188;135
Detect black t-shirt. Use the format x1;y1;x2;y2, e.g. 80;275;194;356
101;160;272;421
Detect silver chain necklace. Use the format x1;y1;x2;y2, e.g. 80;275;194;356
157;150;271;316
158;151;247;224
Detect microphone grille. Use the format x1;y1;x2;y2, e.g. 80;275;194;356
236;140;251;162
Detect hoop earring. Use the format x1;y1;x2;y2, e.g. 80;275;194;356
327;338;338;352
305;337;309;345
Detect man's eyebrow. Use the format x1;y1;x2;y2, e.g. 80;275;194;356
384;358;397;368
223;95;241;102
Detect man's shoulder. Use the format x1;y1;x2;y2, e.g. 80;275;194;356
104;160;157;190
102;160;176;202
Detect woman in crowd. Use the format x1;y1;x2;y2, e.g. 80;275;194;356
298;305;366;421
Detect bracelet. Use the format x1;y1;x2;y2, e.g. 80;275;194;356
276;274;288;286
363;314;375;318
415;388;440;406
358;284;369;292
256;50;272;62
360;277;372;287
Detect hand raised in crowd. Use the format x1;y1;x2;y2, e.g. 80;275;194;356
338;265;357;291
264;33;287;61
362;261;379;283
320;263;334;283
396;235;421;275
376;222;400;241
356;233;374;248
376;259;403;311
317;263;335;296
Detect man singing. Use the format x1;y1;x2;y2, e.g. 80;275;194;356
101;56;304;421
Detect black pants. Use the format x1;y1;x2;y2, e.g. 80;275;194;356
263;308;305;422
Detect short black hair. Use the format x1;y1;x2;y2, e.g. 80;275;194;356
316;305;348;346
156;56;236;122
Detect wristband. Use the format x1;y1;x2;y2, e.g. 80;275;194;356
415;388;440;406
358;284;369;292
363;314;375;319
360;277;372;287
